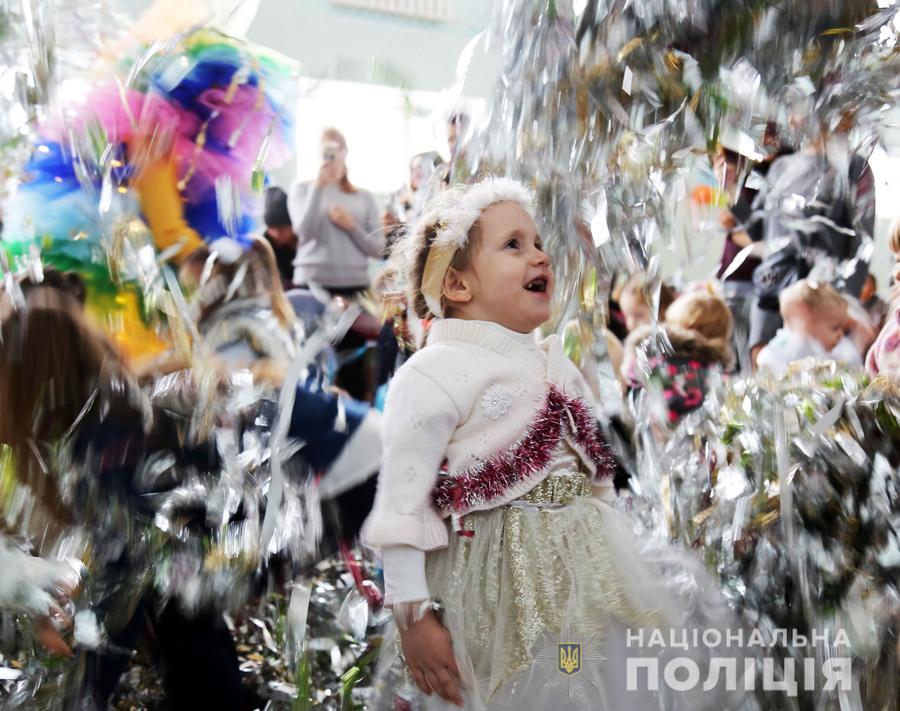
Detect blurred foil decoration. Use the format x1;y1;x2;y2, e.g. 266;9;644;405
0;0;125;191
0;323;369;707
1;11;298;362
458;0;898;336
630;361;900;709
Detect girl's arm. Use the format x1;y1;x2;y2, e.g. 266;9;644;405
362;362;459;552
362;362;464;706
288;180;324;245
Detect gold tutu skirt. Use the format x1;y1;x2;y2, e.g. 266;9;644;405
412;451;749;710
426;469;663;699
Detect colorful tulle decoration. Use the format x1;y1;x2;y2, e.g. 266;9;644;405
1;25;298;360
134;28;297;243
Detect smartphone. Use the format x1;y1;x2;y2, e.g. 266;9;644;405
322;144;338;163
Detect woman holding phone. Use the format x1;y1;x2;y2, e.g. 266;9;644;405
289;127;384;399
289;127;384;295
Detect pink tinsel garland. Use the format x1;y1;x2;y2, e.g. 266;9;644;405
431;387;614;515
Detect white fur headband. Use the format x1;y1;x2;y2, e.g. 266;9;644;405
421;177;535;249
416;177;535;316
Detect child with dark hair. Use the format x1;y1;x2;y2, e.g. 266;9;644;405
263;186;298;288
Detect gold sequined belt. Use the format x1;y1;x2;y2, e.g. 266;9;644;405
509;471;593;509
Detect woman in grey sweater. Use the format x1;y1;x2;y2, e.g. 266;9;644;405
289;127;384;294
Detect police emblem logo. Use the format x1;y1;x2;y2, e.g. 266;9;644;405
558;643;581;676
533;628;604;700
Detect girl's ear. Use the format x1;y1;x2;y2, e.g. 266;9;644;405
442;266;472;307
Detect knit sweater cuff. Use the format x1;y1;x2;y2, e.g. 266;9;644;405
382;546;430;604
361;510;449;551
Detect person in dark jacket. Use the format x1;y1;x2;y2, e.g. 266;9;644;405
263;186;298;289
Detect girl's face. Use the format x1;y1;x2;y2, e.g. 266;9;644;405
804;305;848;352
445;201;553;333
619;288;652;332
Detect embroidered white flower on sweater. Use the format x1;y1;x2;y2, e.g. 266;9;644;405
481;384;512;419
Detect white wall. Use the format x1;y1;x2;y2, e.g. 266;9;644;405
117;0;498;93
287;77;484;195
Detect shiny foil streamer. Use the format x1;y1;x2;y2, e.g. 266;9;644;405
460;0;898;337
631;362;900;708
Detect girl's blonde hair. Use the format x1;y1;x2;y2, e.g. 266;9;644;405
665;289;734;344
889;217;900;255
779;279;847;317
404;183;483;320
406;218;479;320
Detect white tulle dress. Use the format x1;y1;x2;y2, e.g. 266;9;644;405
376;442;755;711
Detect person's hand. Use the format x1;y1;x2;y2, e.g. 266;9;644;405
398;610;464;706
719;210;737;231
34;611;73;657
316;162;341;188
382;209;400;234
328;205;356;232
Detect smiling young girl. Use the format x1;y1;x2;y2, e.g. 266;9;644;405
362;178;735;710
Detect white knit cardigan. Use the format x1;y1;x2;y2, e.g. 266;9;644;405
361;318;613;552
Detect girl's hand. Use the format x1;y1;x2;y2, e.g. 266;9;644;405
398;610;464;706
328;205;356;232
34;612;73;657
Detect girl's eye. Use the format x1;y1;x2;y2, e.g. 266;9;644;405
535;242;544;251
505;239;519;249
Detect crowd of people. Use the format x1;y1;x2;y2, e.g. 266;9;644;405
0;0;897;703
249;114;898;707
2;105;898;710
602;118;895;428
259;114;894;430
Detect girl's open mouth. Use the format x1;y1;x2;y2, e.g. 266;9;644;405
524;277;548;293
